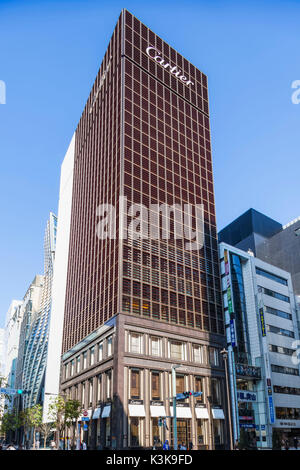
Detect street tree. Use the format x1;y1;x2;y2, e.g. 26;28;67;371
26;404;43;448
48;395;81;449
0;411;22;436
38;421;54;449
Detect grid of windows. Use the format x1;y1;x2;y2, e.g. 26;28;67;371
276;407;300;420
62;15;122;353
260;287;290;303
274;385;300;396
62;9;224;353
256;267;288;286
120;10;223;336
269;344;295;356
267;324;294;338
271;364;299;376
265;306;292;321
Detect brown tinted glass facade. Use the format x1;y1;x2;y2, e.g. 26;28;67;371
62;9;223;354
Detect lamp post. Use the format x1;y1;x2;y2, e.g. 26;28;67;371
220;348;234;450
171;365;180;450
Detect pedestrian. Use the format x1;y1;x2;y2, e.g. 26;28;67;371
294;437;298;450
284;439;289;451
82;441;87;450
50;440;57;450
188;441;193;450
6;443;16;450
234;439;239;450
162;439;170;450
180;442;187;450
36;439;40;450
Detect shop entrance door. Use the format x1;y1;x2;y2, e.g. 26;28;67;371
171;419;191;449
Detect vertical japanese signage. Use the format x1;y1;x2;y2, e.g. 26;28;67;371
224;249;236;346
258;299;275;425
259;307;266;337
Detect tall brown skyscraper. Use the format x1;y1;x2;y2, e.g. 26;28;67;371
57;9;227;450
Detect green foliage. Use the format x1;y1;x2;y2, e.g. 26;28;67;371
48;395;81;431
48;394;81;449
0;376;13;415
0;411;22;434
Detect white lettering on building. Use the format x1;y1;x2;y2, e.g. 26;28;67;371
146;46;194;87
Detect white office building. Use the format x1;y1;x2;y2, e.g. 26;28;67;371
219;242;300;448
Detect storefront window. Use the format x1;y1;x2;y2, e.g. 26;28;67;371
130;333;142;354
90;346;95;365
197;419;206;446
97;375;101;402
211;378;221;405
98;342;103;361
170;340;184;360
195;376;204;403
81;382;86;406
193;345;204;363
89;379;93;406
130;417;140;447
105;419;110;448
152;418;161;447
76;356;80;373
106;371;112;400
213;420;223;446
107;336;113;356
151;372;160;400
150;337;160;356
209;347;219;366
131;369;140;399
83;351;87;369
176;375;185;394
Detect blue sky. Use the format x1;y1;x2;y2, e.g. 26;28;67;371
0;0;299;326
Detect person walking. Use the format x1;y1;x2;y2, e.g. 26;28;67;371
284;439;290;451
82;441;87;450
293;437;298;450
162;439;170;450
188;441;193;450
6;443;16;450
50;440;57;450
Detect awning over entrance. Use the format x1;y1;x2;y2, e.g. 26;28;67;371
101;404;111;418
170;407;192;419
92;408;101;419
195;407;209;419
128;404;146;417
150;406;166;418
212;408;225;420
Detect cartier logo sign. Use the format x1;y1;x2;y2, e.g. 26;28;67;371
146;46;194;87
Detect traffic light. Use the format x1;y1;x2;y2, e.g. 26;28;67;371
176;391;202;400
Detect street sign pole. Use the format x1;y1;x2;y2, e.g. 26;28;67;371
172;366;178;451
